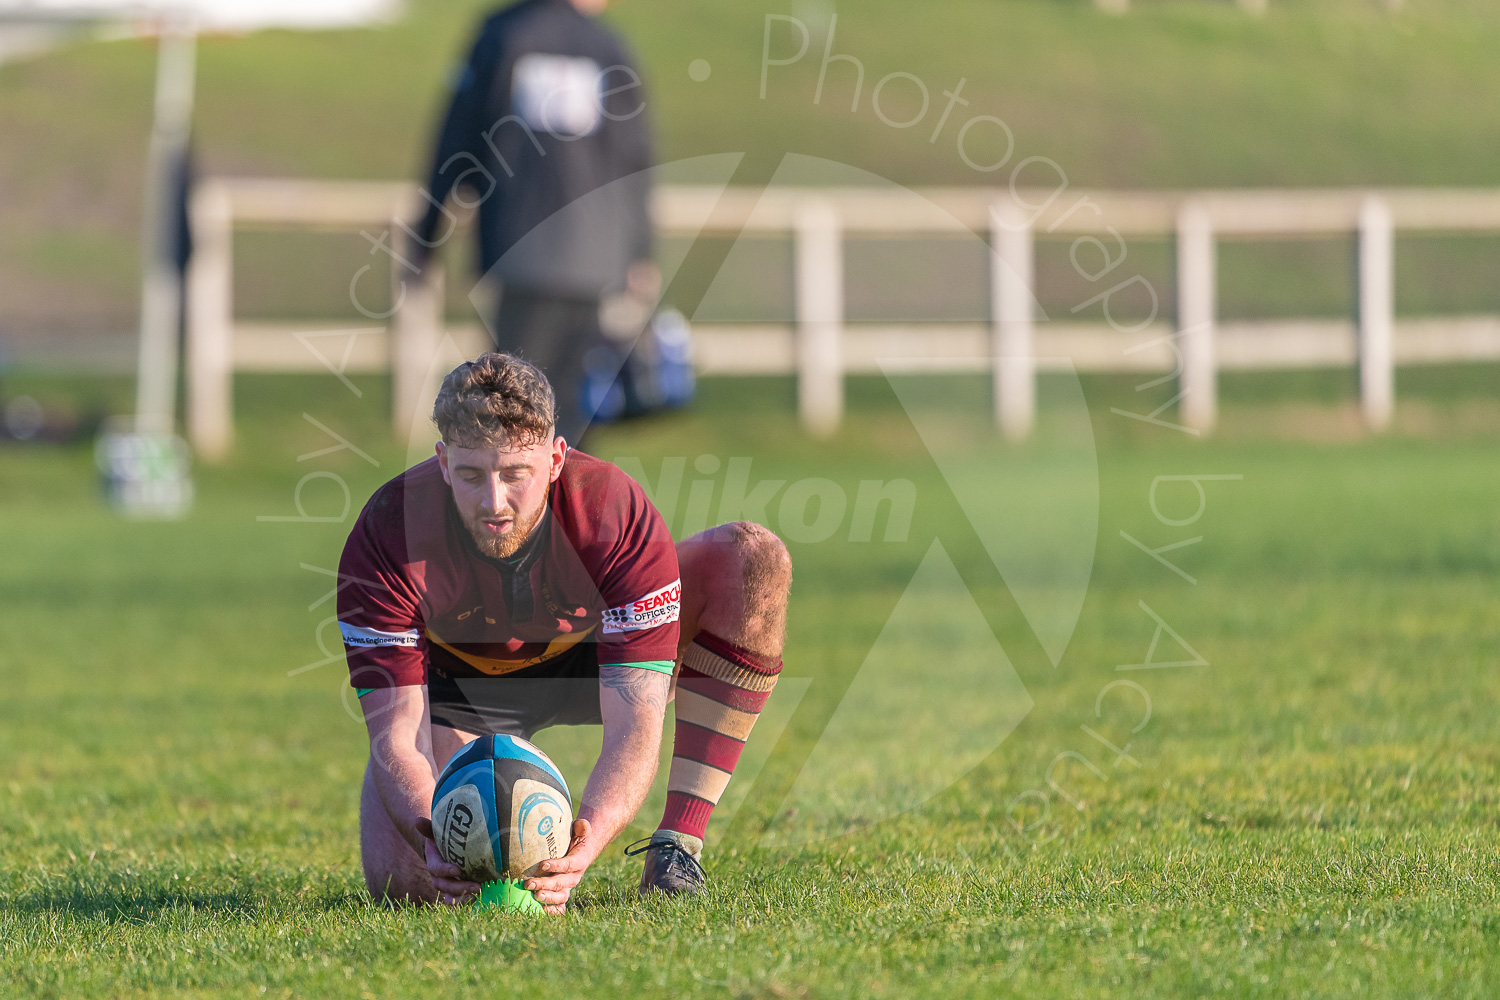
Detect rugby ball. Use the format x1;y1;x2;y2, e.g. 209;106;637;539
430;735;573;883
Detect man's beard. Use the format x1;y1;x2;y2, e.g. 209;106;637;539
463;498;546;559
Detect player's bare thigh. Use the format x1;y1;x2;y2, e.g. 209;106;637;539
359;723;479;903
674;520;792;662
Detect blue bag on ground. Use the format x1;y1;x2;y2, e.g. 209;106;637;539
583;309;695;424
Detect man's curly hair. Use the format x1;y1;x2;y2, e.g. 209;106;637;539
432;353;556;449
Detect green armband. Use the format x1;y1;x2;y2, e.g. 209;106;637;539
599;660;676;675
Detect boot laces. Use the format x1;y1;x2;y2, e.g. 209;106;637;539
625;837;705;888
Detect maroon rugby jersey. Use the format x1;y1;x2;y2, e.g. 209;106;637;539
338;450;681;690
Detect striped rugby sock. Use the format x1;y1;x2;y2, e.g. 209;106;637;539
658;631;782;847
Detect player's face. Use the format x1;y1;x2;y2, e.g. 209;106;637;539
436;433;567;559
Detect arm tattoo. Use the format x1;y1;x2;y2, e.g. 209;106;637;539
599;666;671;715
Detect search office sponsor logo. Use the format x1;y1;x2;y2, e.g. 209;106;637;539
601;579;682;634
339;622;421;648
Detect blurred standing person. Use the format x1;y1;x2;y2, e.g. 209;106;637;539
409;0;658;446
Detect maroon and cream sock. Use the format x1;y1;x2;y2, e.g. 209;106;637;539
656;631;782;855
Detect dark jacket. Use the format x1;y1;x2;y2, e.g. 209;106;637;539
412;0;653;299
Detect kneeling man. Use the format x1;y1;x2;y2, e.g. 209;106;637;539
340;353;790;912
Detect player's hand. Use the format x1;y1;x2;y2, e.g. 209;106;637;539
403;229;434;280
626;260;662;303
524;818;593;914
415;816;481;906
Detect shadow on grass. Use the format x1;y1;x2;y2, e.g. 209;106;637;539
7;880;369;923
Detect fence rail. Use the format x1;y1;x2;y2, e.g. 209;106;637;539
185;179;1500;459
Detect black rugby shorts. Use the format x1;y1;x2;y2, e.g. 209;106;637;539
426;641;603;739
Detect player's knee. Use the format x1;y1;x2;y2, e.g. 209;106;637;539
359;763;436;906
722;521;792;595
362;849;437;905
364;867;437;906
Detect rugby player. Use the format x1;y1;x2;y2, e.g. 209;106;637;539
340;353;791;912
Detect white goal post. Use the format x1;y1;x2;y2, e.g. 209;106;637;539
0;1;398;444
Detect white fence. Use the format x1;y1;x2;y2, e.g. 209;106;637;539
186;179;1500;460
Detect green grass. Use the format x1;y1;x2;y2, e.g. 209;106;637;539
1;371;1498;997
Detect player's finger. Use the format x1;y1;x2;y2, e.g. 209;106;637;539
542;903;566;916
423;837;464;874
523;872;580;893
569;818;591;847
424;854;463;879
532;886;570;906
560;818;590;856
522;874;566;892
431;872;478;889
432;881;477;905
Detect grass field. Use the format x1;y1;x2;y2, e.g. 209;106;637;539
2;369;1497;997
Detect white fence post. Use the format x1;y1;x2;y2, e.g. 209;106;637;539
1358;196;1395;431
990;201;1035;441
392;264;445;439
186;181;234;462
1177;201;1217;435
133;24;197;437
794;199;843;438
